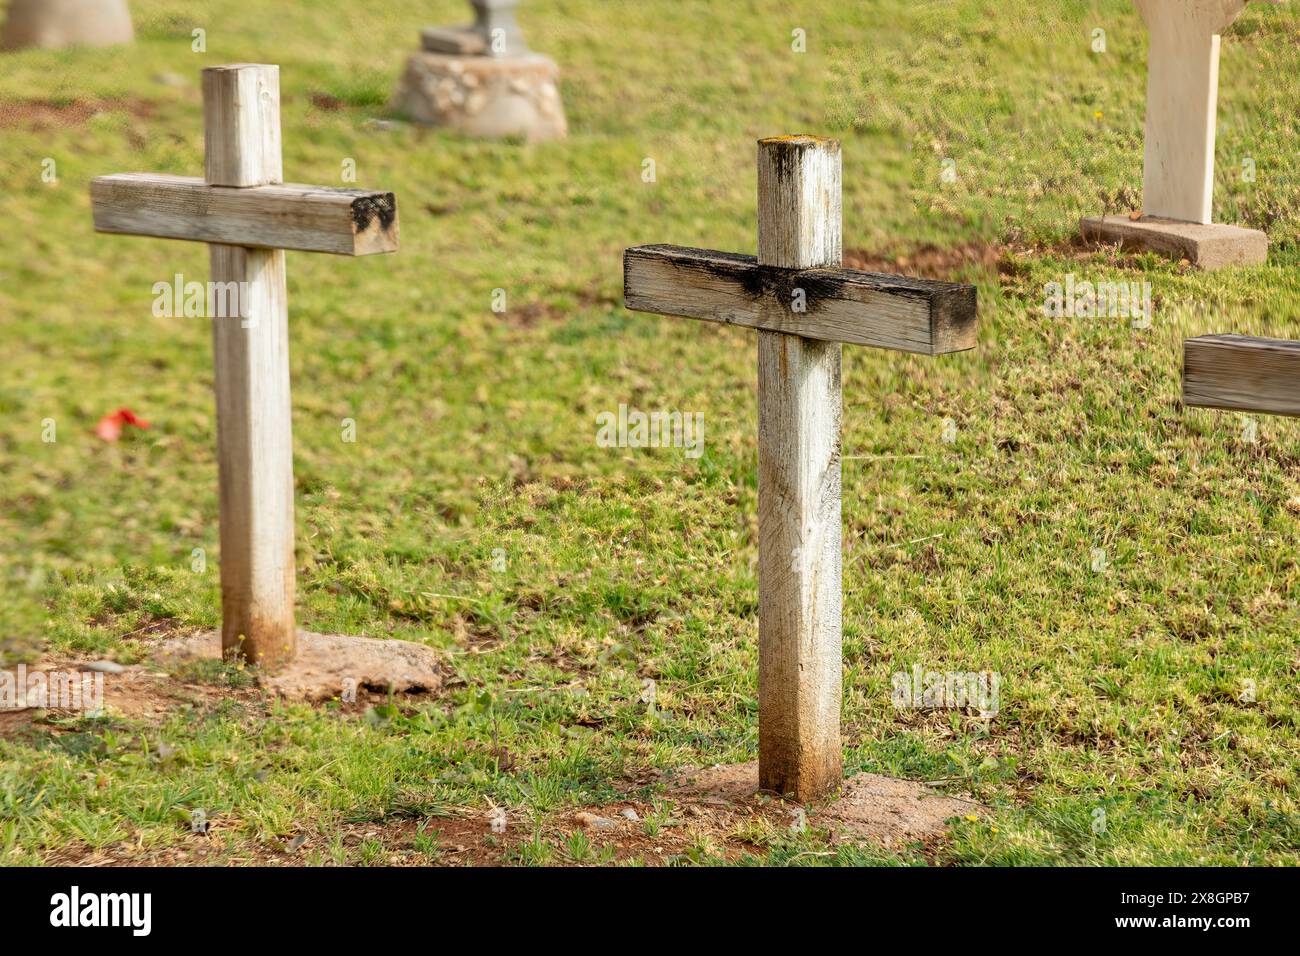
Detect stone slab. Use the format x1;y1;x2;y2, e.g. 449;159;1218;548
421;26;487;56
1081;215;1268;270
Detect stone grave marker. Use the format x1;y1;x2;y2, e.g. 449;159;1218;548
1;0;132;51
392;0;567;141
1082;0;1287;269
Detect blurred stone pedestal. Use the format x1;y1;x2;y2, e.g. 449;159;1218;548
392;50;567;142
1082;215;1268;270
1;0;133;51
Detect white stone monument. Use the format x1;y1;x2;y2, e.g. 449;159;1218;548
1082;0;1285;269
1;0;133;51
392;0;567;142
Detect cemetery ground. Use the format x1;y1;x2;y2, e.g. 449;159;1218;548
1;0;1298;867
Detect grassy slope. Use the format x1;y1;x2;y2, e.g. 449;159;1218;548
0;0;1297;865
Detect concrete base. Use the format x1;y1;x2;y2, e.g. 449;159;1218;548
1;0;133;51
154;630;442;702
391;50;566;142
1081;215;1268;270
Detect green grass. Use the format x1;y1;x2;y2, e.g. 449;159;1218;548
1;0;1298;865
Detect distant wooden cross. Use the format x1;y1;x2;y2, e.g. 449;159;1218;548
624;136;978;801
90;64;400;671
1082;0;1284;268
1184;333;1300;419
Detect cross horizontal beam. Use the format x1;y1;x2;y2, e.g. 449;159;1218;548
1184;334;1300;417
623;244;977;354
91;173;400;256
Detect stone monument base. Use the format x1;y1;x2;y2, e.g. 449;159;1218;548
1;0;133;51
392;51;567;142
1081;215;1268;270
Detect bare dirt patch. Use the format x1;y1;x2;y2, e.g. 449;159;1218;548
845;241;1009;280
665;760;982;849
0;651;263;739
1;630;444;740
154;630;444;702
844;233;1157;283
0;97;155;130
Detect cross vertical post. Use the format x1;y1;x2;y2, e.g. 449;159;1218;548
756;137;844;800
204;65;297;669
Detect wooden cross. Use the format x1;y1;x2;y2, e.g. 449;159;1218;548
90;64;400;671
624;136;978;801
1184;334;1300;418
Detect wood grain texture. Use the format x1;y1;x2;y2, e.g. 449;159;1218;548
1134;0;1249;223
90;173;400;256
756;136;843;802
210;245;298;667
624;245;977;354
206;64;296;668
1183;333;1300;417
203;64;284;187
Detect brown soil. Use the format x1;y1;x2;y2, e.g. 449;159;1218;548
1;631;443;740
844;241;1010;280
154;630;444;702
665;761;982;849
33;760;982;867
0;97;155;130
0;651;264;739
844;230;1171;283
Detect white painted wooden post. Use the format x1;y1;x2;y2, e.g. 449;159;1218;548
1135;0;1250;224
202;65;298;670
756;137;844;801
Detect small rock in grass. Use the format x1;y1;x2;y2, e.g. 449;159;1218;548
488;807;507;834
575;811;616;831
287;834;308;852
85;660;125;674
619;808;640;822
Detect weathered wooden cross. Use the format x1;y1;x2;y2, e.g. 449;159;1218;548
624;136;978;801
90;64;400;671
1184;333;1300;419
1082;0;1285;268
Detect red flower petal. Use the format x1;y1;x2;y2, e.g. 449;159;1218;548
95;408;150;442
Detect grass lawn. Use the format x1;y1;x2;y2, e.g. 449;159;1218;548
1;0;1298;865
